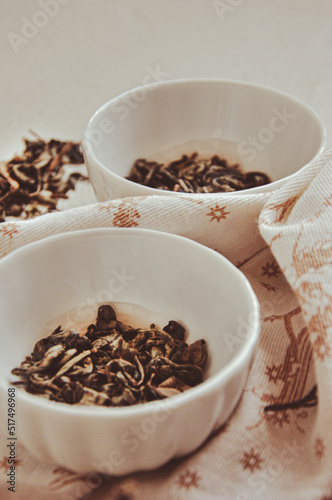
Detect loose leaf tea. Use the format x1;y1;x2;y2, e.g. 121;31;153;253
11;305;208;406
126;153;271;193
0;135;87;222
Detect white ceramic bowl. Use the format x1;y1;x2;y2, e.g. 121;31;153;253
82;79;325;201
0;228;259;475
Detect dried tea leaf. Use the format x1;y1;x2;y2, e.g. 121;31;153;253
0;135;88;222
11;304;208;406
126;153;271;193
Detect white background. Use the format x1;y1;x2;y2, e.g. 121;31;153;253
1;0;332;161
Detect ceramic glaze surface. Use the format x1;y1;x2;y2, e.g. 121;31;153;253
82;79;325;201
0;228;260;474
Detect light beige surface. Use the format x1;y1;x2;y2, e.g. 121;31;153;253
2;0;332;156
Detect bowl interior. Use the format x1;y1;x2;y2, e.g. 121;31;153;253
0;228;259;401
83;79;325;191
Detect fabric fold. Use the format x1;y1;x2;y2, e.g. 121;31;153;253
0;152;331;499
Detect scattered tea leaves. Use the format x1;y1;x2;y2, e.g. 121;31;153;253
0;135;88;222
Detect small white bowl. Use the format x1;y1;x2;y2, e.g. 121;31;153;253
82;79;325;201
0;228;259;475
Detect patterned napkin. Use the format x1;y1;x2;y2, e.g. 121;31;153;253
0;152;331;500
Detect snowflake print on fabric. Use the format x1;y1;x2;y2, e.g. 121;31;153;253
261;260;281;278
177;470;201;490
240;448;264;473
112;200;141;227
265;363;284;383
206;204;230;222
0;222;19;240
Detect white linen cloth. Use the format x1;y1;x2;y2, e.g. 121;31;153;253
0;152;331;500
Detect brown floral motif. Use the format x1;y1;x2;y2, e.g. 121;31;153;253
308;304;332;361
0;222;19;240
315;436;326;459
265;363;284;383
206;204;230;222
112;201;141;228
261;260;281;279
267;194;300;223
240;448;264;473
293;239;332;278
97;201;114;213
177;470;201;490
265;410;290;428
0;456;21;472
297;281;325;309
312;335;331;361
262;307;314;409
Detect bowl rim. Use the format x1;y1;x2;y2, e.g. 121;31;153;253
1;227;260;417
82;77;326;196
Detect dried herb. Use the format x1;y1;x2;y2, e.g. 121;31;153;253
126;153;271;193
11;304;208;406
0;135;87;222
264;385;318;413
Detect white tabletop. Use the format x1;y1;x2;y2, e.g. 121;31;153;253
1;0;332;161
